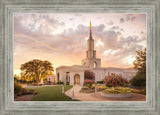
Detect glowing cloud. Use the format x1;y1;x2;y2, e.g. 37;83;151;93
14;13;146;75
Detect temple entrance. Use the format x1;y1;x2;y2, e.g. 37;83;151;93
74;74;80;85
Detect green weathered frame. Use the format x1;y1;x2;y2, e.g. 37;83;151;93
0;0;160;115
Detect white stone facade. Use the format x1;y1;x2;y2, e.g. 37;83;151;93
55;22;137;86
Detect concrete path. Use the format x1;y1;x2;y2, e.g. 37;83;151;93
65;85;146;101
65;85;103;101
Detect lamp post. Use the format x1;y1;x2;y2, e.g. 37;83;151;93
62;85;64;93
95;86;97;93
72;90;74;100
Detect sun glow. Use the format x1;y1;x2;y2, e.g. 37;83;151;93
123;55;136;65
14;69;21;76
96;39;104;47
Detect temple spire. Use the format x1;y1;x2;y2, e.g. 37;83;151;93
89;21;92;39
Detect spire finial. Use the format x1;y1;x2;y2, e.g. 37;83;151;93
89;21;92;39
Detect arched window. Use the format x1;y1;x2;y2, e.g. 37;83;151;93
74;74;80;85
57;73;60;81
84;62;86;66
66;76;69;82
94;62;97;68
66;72;70;82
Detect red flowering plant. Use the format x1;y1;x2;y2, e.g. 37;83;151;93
103;73;128;89
84;79;94;88
84;70;95;80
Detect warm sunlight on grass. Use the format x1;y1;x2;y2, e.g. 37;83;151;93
29;86;79;101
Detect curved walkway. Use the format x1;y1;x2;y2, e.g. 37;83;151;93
65;85;146;101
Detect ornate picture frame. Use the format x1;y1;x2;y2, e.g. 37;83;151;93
0;0;160;114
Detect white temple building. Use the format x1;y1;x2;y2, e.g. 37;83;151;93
54;22;137;86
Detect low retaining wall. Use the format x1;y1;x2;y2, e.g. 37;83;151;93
101;92;132;98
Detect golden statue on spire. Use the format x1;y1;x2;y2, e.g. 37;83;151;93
89;21;92;39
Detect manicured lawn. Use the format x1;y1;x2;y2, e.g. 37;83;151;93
29;85;79;101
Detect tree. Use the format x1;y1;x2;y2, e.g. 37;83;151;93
14;74;19;81
130;48;146;86
20;59;54;83
133;48;146;73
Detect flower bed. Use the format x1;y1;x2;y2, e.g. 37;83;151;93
101;92;132;98
100;87;146;98
92;84;107;91
101;87;132;98
102;88;131;94
83;79;94;88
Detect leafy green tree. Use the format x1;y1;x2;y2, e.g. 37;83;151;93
20;59;54;83
130;48;146;86
133;48;146;73
130;72;146;86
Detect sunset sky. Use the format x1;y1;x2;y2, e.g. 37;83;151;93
14;13;146;75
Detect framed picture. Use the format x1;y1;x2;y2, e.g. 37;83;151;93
0;0;160;115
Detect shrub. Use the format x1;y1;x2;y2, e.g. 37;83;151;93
82;86;90;90
84;79;94;88
91;83;96;89
66;82;69;85
14;81;22;94
84;70;95;80
47;81;52;85
130;72;146;86
102;87;146;95
57;80;64;84
14;81;30;96
102;89;131;94
130;88;146;95
52;82;57;85
103;74;127;87
96;85;107;91
21;88;28;95
97;81;104;84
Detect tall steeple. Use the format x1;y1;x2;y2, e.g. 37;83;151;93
81;21;101;68
87;21;95;58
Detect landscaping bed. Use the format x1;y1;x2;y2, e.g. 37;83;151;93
101;87;146;95
101;92;132;98
80;83;146;96
14;81;38;100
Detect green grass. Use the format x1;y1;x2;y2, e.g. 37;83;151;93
29;85;79;101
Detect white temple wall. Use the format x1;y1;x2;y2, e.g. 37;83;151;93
79;71;84;86
91;69;106;82
56;67;137;85
69;72;74;85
